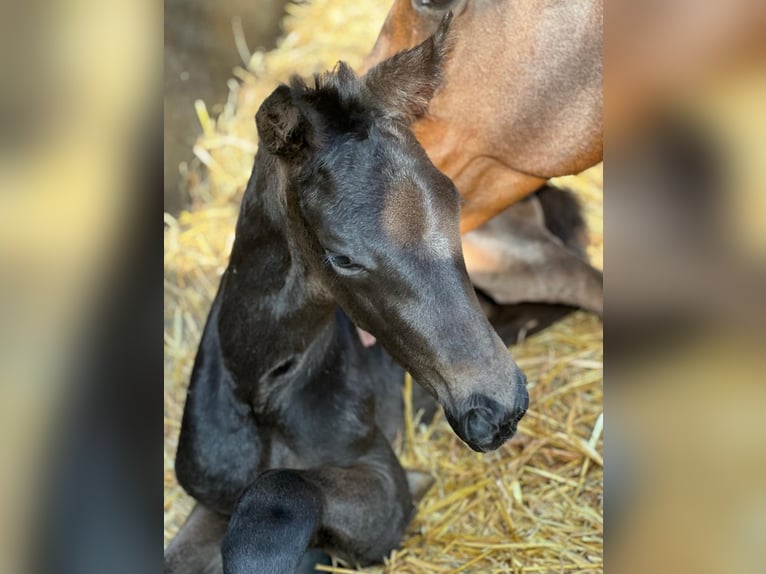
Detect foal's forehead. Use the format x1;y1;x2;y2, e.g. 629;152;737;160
325;122;414;165
320;128;420;196
317;125;458;253
328;130;439;200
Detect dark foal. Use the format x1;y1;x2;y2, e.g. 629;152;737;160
166;16;528;574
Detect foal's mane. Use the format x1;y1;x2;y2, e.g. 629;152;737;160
287;62;373;139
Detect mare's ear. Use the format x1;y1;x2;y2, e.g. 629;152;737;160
255;84;310;158
363;13;454;124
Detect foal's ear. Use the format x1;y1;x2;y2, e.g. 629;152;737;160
363;13;454;124
255;84;310;158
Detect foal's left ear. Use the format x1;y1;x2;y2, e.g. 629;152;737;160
363;12;455;124
255;84;310;158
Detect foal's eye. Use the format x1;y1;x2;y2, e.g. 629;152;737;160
324;252;366;274
333;255;353;267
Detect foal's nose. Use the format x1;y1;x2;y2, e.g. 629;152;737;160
456;385;529;453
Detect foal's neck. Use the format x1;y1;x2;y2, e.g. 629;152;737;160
217;151;341;390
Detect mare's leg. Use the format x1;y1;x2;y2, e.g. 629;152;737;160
477;292;577;346
222;433;412;574
463;192;603;314
164;504;226;574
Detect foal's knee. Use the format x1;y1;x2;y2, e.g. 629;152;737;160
222;470;322;574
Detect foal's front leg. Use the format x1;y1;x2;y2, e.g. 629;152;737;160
221;433;413;574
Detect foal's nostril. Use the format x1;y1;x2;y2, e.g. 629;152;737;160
455;391;529;452
462;407;498;446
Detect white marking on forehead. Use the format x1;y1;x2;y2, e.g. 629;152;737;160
381;168;455;260
421;183;454;260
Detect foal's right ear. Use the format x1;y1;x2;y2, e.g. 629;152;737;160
255;85;309;158
363;12;454;124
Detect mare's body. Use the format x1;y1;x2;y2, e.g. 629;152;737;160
363;0;603;232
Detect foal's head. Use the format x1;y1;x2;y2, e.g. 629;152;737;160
254;16;527;452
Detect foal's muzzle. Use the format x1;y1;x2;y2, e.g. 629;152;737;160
446;385;529;453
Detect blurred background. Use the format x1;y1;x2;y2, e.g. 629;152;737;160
605;1;766;573
0;0;764;572
164;0;285;214
1;1;160;573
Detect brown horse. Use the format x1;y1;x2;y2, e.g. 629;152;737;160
362;0;603;313
362;0;602;232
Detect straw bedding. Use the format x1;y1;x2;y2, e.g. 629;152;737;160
164;1;603;571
